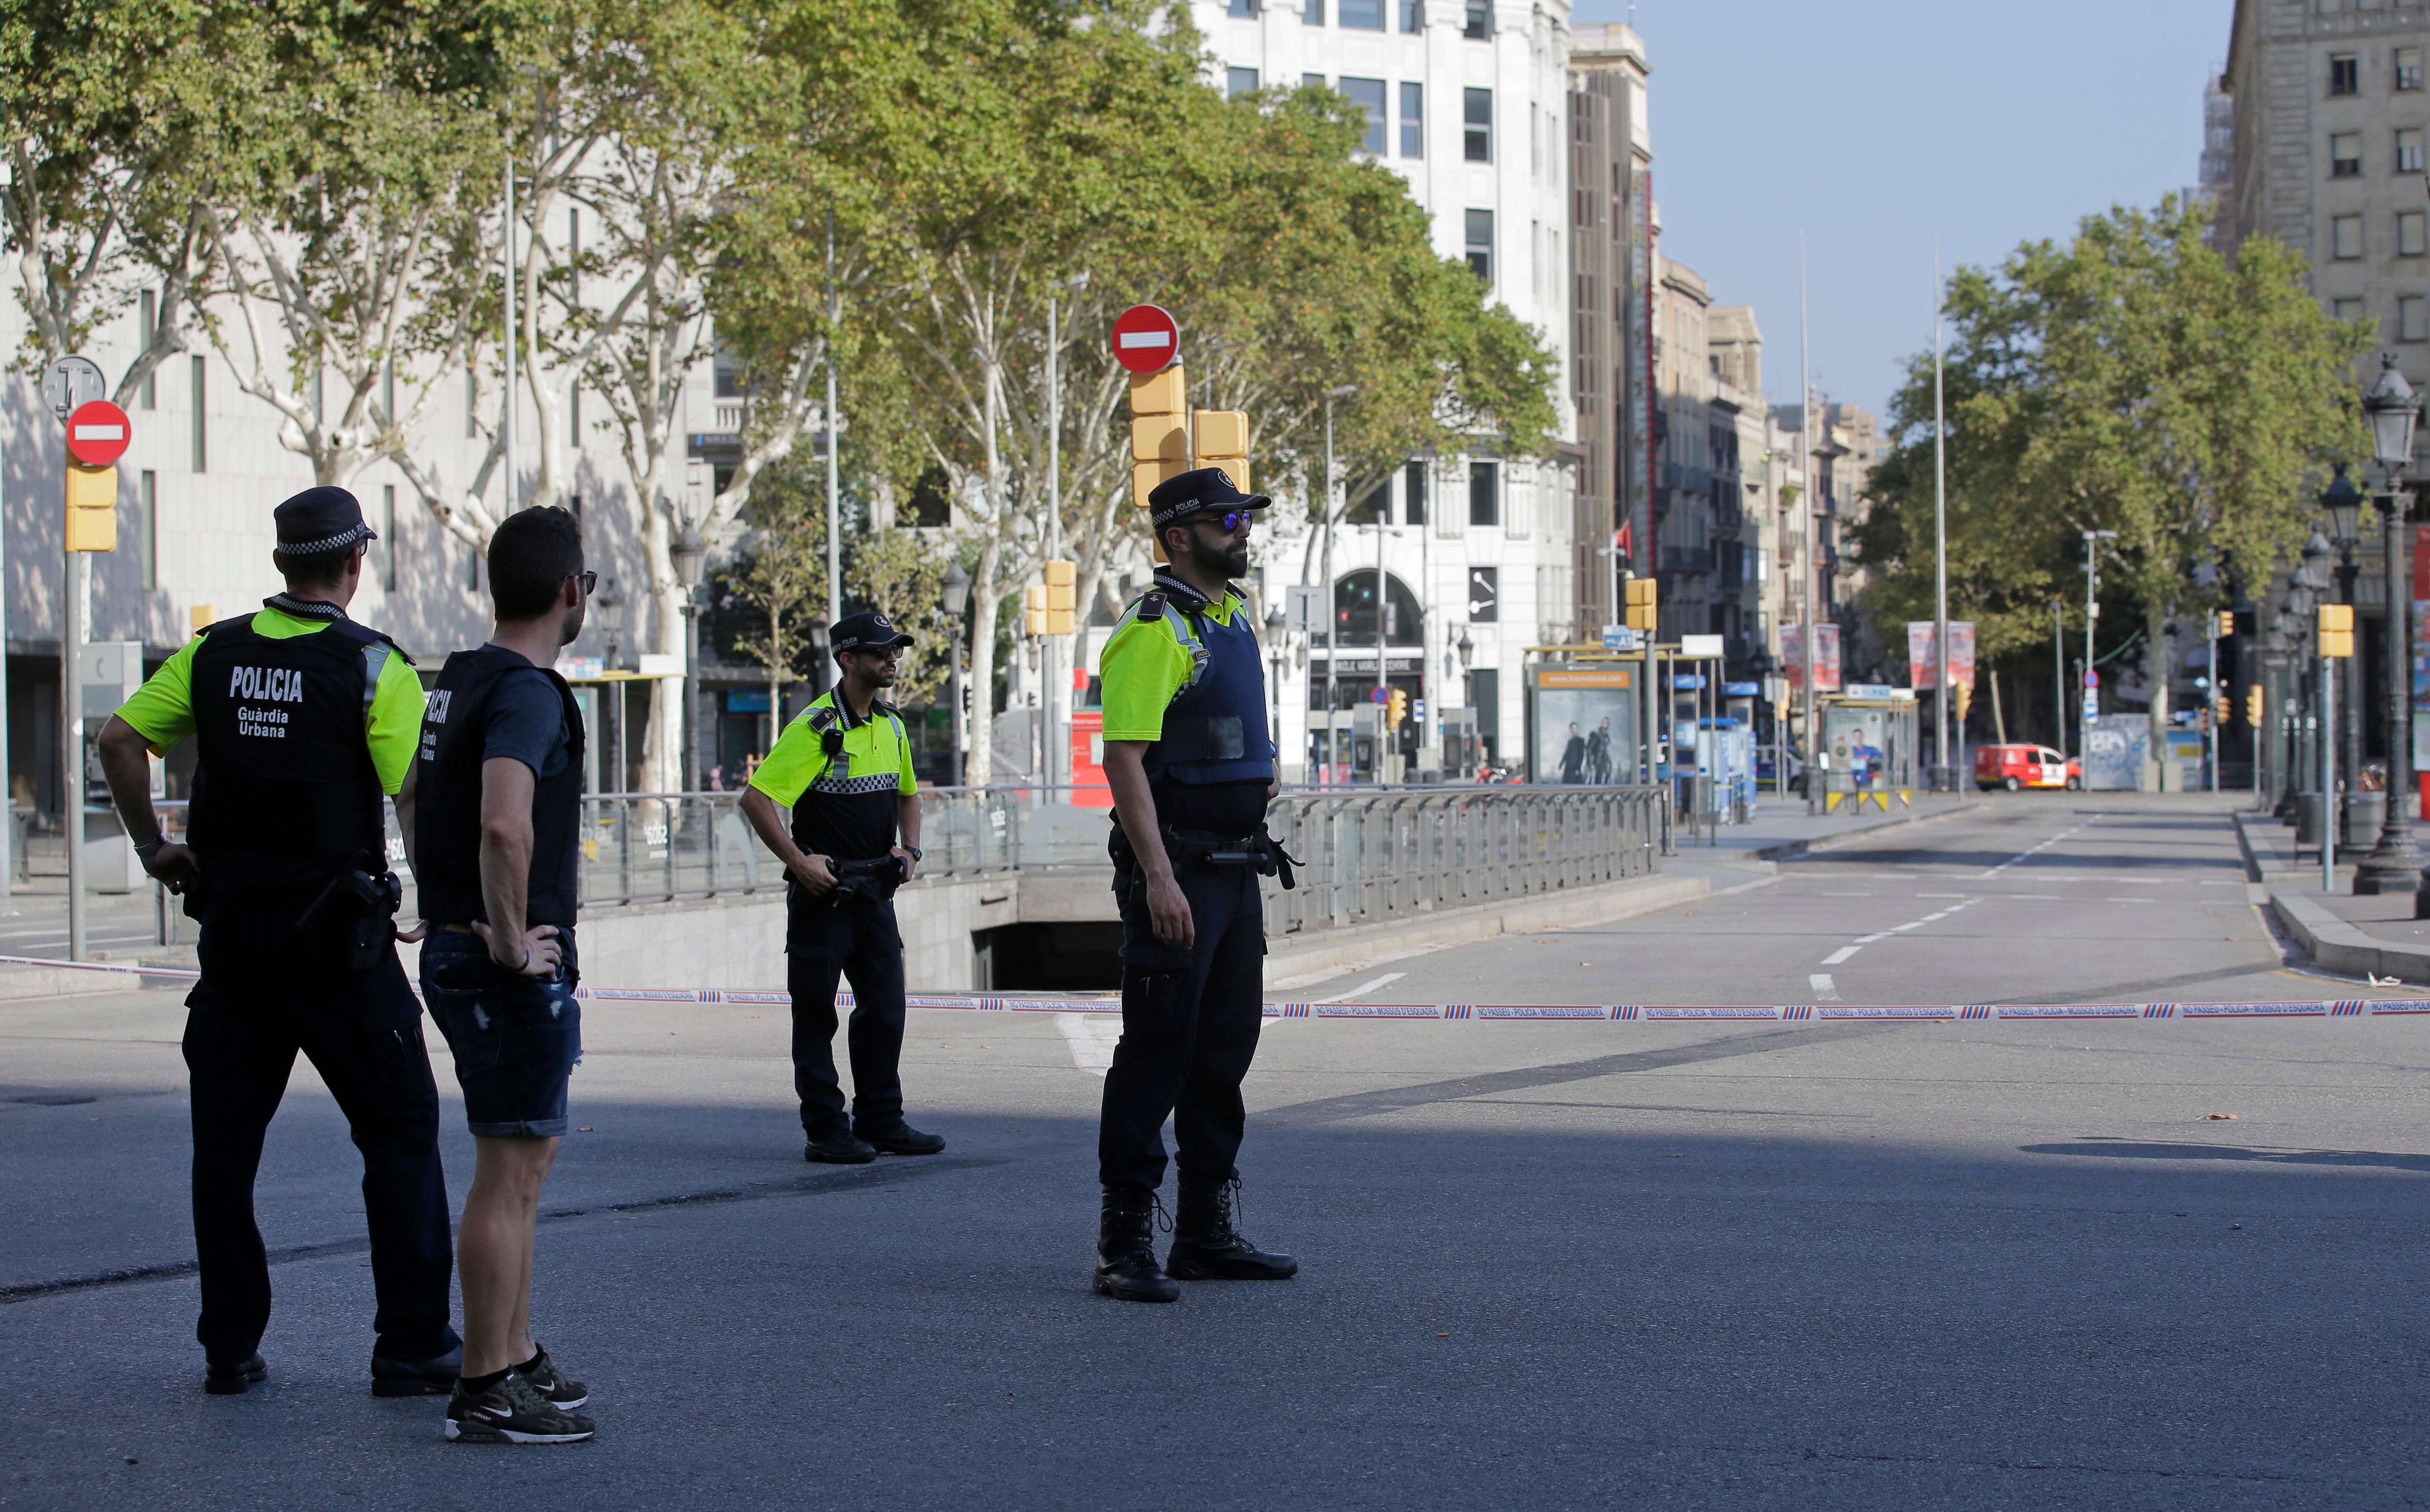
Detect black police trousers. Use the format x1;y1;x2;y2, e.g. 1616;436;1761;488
181;896;455;1363
1098;859;1265;1193
787;893;909;1137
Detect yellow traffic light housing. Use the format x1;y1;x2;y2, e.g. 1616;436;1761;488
2319;602;2354;658
1622;575;1657;633
2245;685;2263;727
65;464;117;553
2217;609;2235;639
1386;688;1407;729
1043;559;1075;636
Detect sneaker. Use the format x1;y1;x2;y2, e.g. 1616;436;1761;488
445;1370;596;1444
515;1344;588;1409
204;1351;266;1395
804;1129;877;1164
858;1122;946;1156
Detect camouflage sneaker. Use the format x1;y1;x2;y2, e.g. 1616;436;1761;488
514;1344;588;1409
445;1369;595;1444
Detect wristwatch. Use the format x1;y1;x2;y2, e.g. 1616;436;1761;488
134;835;167;861
901;845;923;862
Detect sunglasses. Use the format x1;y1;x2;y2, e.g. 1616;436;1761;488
566;571;597;595
1190;510;1256;535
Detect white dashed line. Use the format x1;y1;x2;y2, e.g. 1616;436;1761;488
1820;896;1982;967
1820;945;1861;966
1979;824;2087;879
1808;974;1840;1001
1311;971;1406;1003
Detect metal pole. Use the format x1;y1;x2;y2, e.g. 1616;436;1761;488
1323;395;1339;775
2360;479;2422;895
64;551;85;959
1046;292;1062;790
2324;644;2337;893
682;601;700;794
502;154;518;515
2207;617;2219;794
1798;234;1818;816
825;208;842;628
2083;533;2098;747
1932;234;1949;791
2052;598;2064;753
1375;523;1388;778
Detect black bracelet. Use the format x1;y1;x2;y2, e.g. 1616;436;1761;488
134;835;167;860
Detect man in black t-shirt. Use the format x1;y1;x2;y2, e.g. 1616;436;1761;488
413;507;597;1445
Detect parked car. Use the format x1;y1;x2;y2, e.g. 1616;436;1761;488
1974;743;2080;791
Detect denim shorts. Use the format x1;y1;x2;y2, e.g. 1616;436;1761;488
421;929;581;1138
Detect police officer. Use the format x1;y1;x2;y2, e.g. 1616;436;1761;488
737;610;945;1164
94;486;459;1396
1091;467;1297;1303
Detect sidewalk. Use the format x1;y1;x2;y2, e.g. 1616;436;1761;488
1676;791;1983;864
2234;807;2430;983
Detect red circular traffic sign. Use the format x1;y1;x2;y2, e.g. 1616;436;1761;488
1109;304;1179;374
65;400;131;467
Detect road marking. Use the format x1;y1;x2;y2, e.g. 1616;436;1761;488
1056;1013;1122;1077
1311;972;1406;1004
1820;946;1861;966
1978;824;2087;878
2103;897;2156;904
1807;974;1839;1001
1916;892;1971;898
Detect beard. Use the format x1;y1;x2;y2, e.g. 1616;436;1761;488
1211;537;1251;579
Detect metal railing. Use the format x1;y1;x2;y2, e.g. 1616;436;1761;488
150;785;1671;941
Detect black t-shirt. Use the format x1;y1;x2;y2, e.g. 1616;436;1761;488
484;668;573;780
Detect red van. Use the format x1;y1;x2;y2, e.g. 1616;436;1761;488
1974;743;2079;791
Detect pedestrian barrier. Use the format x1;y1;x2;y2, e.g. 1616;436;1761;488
6;954;2417;1021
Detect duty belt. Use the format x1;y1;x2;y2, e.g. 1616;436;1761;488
812;854;908;906
1109;823;1299;891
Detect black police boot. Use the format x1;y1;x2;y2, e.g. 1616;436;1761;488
856;1121;946;1157
370;1342;462;1397
1091;1188;1180;1303
804;1128;877;1164
204;1350;267;1395
1167;1177;1297;1281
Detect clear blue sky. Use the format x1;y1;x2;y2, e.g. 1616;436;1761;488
1571;0;2230;427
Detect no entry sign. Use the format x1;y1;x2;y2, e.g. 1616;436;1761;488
65;400;131;467
1110;304;1179;374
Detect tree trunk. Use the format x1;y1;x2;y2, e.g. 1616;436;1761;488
636;462;685;795
2146;607;2172;786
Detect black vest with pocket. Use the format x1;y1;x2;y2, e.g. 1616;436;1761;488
186;614;395;892
413;645;586;928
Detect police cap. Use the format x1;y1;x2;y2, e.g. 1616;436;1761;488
273;485;378;555
1147;466;1271;530
831;610;914;657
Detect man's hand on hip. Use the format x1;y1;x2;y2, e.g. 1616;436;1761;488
889;845;919;882
793;854;839;894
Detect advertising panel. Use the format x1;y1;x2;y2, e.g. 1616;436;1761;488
1529;667;1636;786
1906;622;1976;690
1782;624;1842;692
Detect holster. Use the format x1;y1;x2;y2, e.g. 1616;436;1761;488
1108;822;1299;892
296;861;405;971
817;854;907;906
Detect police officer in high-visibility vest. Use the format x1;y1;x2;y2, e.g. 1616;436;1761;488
1091;467;1298;1303
94;486;459;1397
738;611;944;1165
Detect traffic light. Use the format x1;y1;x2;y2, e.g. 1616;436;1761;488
1024;583;1047;637
1953;683;1972;725
65;463;116;553
2214;693;2231;727
2217;609;2235;639
2319;602;2355;658
1386;688;1407;730
2246;685;2263;727
1622;575;1657;633
1128;366;1189;513
1043;559;1075;636
1193;408;1250;495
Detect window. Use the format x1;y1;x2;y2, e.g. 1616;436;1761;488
1303;71;1325;88
2334;296;2367;323
1304;0;1323;20
467;538;480;592
137;292;156;409
2332;131;2363;177
139;471;156;591
1468;461;1499;527
190;355;206;472
1225;0;1260;15
1464;87;1492;161
2334;213;2365;258
383;485;399;591
1340;77;1386;153
2402;211;2426;256
1464;208;1494;283
2401;128;2425;172
2403;295;2428;341
2330;52;2360;95
1463;0;1491;38
1227;66;1260;98
1400;0;1423;29
1405;460;1427;525
1400;81;1423;157
1339;0;1383;28
2400;47;2424;91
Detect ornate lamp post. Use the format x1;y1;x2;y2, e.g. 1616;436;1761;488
671;524;707;794
2321;467;2367;846
2348;358;2421;893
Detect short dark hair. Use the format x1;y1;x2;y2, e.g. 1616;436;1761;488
273;544;359;589
487;506;584;619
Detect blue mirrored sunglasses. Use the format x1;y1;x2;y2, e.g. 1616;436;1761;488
1189;509;1256;534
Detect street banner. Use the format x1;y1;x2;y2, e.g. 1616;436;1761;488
1906;621;1976;690
1783;624;1841;692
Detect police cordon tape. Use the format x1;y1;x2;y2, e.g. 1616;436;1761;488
5;952;2426;1021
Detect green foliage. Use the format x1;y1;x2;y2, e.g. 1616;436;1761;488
1854;197;2370;673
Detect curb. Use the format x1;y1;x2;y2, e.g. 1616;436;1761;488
1747;799;1984;863
2263;884;2430;985
1264;872;1708;988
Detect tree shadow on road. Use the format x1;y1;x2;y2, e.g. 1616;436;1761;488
2020;1137;2430;1173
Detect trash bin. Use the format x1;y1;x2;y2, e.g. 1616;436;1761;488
2294;792;2325;848
2343;791;2387;855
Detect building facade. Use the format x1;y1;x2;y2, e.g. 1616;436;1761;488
1567;22;1652;639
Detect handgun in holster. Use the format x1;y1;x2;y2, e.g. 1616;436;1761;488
820;854;908;906
296;858;405;971
1109;823;1299;892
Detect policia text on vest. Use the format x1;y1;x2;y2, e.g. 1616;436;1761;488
739;610;948;1166
94;485;465;1399
1090;466;1298;1305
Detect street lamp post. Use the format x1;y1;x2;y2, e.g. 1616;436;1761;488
1455;628;1475;780
671;524;706;793
2321;466;2367;857
2081;529;2118;758
944;561;971;786
2347;358;2422;895
1320;384;1355;782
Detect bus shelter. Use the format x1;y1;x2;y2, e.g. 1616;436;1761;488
1817;694;1918;812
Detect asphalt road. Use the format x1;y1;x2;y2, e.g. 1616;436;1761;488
8;791;2430;1510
